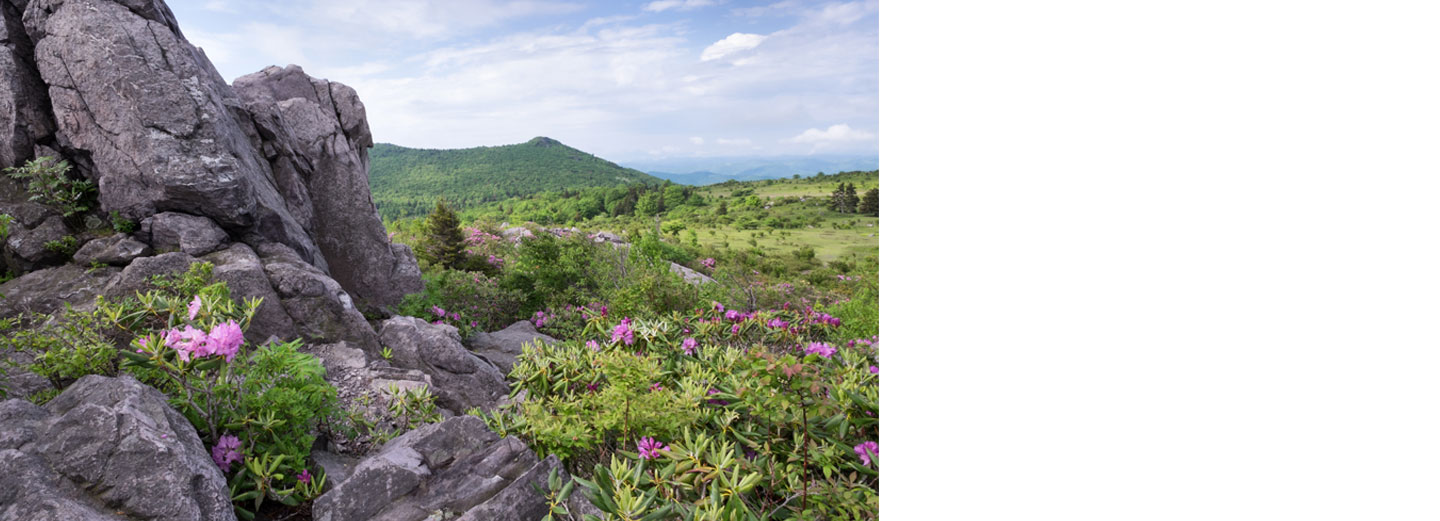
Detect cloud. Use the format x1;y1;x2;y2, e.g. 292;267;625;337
787;124;876;143
643;0;717;13
700;33;766;62
716;137;752;145
690;136;705;145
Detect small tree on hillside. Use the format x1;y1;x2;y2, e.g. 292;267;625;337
843;183;860;213
418;199;465;269
829;183;848;212
859;187;879;216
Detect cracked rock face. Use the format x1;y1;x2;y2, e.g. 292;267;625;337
379;316;511;414
0;375;236;521
311;416;588;521
0;0;419;313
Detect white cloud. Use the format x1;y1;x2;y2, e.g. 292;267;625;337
716;137;752;145
690;136;705;145
787;124;876;143
643;0;717;13
700;33;766;62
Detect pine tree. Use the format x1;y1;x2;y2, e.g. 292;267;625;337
418;199;465;269
843;183;860;213
829;183;848;212
859;187;879;216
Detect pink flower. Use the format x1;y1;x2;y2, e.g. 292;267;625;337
163;325;208;362
725;310;741;322
870;365;879;375
714;302;725;313
187;295;202;321
681;337;698;355
650;382;663;392
611;318;635;345
298;469;312;485
731;324;740;335
804;342;836;358
211;434;244;472
586;340;601;352
854;441;878;466
207;320;244;362
701;257;716;269
637;437;670;460
431;305;447;318
766;318;789;329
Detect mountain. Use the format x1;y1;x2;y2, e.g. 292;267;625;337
368;137;664;220
620;155;880;185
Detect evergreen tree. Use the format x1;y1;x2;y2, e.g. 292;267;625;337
716;200;728;215
859;187;879;216
829;183;848;212
843;183;860;213
418;199;465;269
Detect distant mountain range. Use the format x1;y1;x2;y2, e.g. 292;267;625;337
620;156;880;185
368;137;664;220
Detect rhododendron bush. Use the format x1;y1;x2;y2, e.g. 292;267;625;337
483;302;880;520
31;263;337;519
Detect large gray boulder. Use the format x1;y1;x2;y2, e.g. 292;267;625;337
0;263;119;318
259;242;380;353
72;233;151;266
463;320;559;375
379;316;510;414
312;416;584;521
144;212;229;256
233;65;421;313
0;0;420;313
202;243;293;344
2;214;69;271
18;0;323;266
0;375;236;521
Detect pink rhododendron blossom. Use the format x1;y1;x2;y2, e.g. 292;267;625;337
681;337;698;355
637;437;669;460
725;310;741;322
731;324;740;335
870;365;879;374
854;441;878;466
533;311;547;328
701;257;716;269
207;320;244;362
650;382;663;392
707;388;729;406
586;340;601;352
211;434;243;472
611;318;635;345
714;302;725;313
804;342;836;358
187;295;202;321
766;318;789;329
431;305;447;318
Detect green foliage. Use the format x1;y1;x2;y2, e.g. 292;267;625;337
3;306;119;389
502;232;599;312
368;139;665;220
0;213;12;240
5;156;94;217
399;269;527;336
858;187;878;216
417;199;466;269
109;210;137;233
43;235;79;256
494;308;879;520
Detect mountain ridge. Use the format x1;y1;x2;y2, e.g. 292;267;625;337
368;137;665;220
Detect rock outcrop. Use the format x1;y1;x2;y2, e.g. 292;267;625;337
464;320;559;375
312;416;587;521
0;0;419;313
0;375;236;521
379;316;510;414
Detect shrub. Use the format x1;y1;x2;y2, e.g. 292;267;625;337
43;235;79;256
5;156;93;217
398;269;527;336
491;307;879;520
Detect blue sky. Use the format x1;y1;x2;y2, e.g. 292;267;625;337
168;0;878;162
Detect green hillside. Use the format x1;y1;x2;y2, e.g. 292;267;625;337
368;137;664;220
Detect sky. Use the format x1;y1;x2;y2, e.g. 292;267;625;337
168;0;879;162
